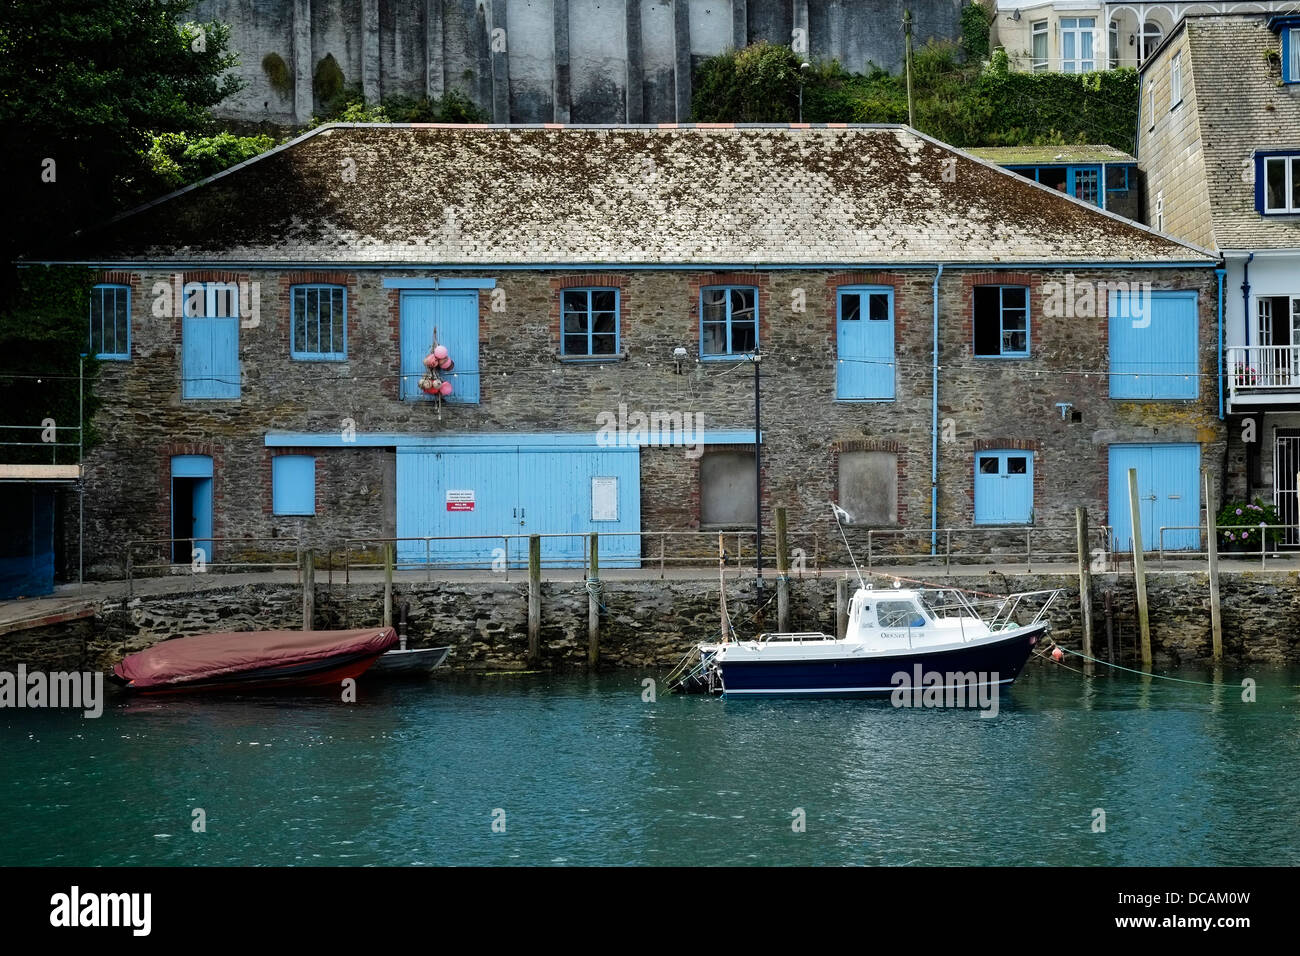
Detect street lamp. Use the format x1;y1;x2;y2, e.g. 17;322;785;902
798;62;811;123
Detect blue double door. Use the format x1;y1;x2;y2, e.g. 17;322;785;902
1108;444;1200;551
396;442;641;568
400;291;479;402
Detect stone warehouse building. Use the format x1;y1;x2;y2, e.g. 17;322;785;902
45;123;1225;576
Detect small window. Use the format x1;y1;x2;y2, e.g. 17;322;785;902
89;284;130;359
1262;155;1300;214
291;285;346;360
973;286;1029;358
700;286;758;358
562;288;619;357
272;455;316;516
1289;28;1300;83
1106;165;1130;193
1170;52;1182;107
1146;78;1155;130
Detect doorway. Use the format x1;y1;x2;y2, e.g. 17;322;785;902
171;455;213;564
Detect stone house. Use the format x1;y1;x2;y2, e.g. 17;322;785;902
45;123;1224;575
1137;12;1300;540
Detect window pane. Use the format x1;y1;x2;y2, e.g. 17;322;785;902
702;322;728;355
1002;287;1026;311
979;457;999;475
592;312;616;334
563;290;587;313
868;293;889;321
1008;457;1028;475
591;290;616;312
592;334;616;355
1004;330;1028;353
114;290;129;353
564;334;589;355
973;286;1002;355
841;294;861;321
731;320;756;353
730;288;755;315
1291;158;1300;212
563;312;587;333
1266;158;1287;210
702;289;727;322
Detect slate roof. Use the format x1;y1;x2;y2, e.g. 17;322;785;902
56;124;1215;267
1165;14;1300;251
966;145;1137;165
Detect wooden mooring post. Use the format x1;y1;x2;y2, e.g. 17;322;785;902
588;532;600;668
1204;470;1222;662
301;549;315;630
527;534;541;665
1127;468;1152;668
836;576;849;640
1075;507;1095;674
383;541;394;629
775;506;791;633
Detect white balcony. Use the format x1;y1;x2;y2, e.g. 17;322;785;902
1226;345;1300;410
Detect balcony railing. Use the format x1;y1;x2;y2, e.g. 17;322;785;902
1226;345;1300;398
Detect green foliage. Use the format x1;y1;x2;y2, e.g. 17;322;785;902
960;2;993;61
1217;500;1283;550
310;87;489;126
693;42;1140;153
262;52;292;97
0;267;102;461
144;131;277;191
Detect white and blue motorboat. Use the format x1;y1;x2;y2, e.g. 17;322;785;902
670;582;1061;698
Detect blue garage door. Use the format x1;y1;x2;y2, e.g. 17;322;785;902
1108;444;1200;551
396;442;641;568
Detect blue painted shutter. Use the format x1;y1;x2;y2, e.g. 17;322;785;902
837;288;894;400
182;285;239;399
401;291;479;403
1110;290;1197;399
272;455;316;515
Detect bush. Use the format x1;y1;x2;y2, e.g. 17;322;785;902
1216;499;1283;550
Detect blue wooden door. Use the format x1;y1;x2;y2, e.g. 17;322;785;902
396;449;518;567
182;315;239;398
1110;290;1198;400
1108;444;1200;551
400;291;479;403
171;455;213;563
836;287;894;400
974;450;1034;524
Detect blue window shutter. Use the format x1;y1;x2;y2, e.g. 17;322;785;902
1256;155;1266;212
836;286;895;399
1110;290;1197;400
273;455;316;515
1285;29;1292;82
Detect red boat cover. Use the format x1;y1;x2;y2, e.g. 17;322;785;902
113;628;398;689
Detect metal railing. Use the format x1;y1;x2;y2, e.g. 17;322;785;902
863;525;1113;572
1226;345;1300;394
1155;524;1293;569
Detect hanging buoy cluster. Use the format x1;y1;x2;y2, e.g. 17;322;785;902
419;344;454;396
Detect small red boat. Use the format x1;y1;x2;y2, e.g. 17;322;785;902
111;627;399;695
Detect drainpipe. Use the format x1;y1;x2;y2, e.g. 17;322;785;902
1216;267;1226;421
1241;252;1254;347
931;263;945;555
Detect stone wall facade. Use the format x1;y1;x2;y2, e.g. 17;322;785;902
78;263;1224;577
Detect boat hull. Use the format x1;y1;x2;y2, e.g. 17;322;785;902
714;623;1046;697
367;645;451;676
118;650;386;696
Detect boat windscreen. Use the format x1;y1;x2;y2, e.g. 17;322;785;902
876;600;927;628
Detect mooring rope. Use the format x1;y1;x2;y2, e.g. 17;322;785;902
1044;640;1235;687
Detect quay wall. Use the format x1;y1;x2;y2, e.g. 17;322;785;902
3;567;1300;675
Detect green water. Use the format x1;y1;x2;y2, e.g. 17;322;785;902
1;665;1298;866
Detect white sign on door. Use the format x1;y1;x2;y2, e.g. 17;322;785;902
446;489;475;512
591;477;618;521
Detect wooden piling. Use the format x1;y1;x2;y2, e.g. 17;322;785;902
719;534;732;643
775;506;790;633
527;535;541;665
301;549;315;630
1204;470;1222;662
1127;468;1152;668
836;576;849;640
588;532;600;668
383;541;394;629
1075;507;1094;674
1104;589;1114;663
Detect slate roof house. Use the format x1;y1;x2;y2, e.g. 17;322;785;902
1137;13;1300;540
41;123;1224;575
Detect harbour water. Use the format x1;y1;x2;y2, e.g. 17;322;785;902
2;665;1298;866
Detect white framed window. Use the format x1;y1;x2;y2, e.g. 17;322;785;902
1109;22;1120;69
1170;52;1182;107
1031;20;1048;72
1263;155;1300;214
1141;23;1163;63
1290;27;1300;83
1060;17;1096;73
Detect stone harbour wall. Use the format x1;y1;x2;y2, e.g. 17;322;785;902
4;568;1300;677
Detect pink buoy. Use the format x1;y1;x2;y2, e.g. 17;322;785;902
439;357;455;372
422;353;438;368
1051;647;1065;663
439;380;453;396
433;345;449;360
